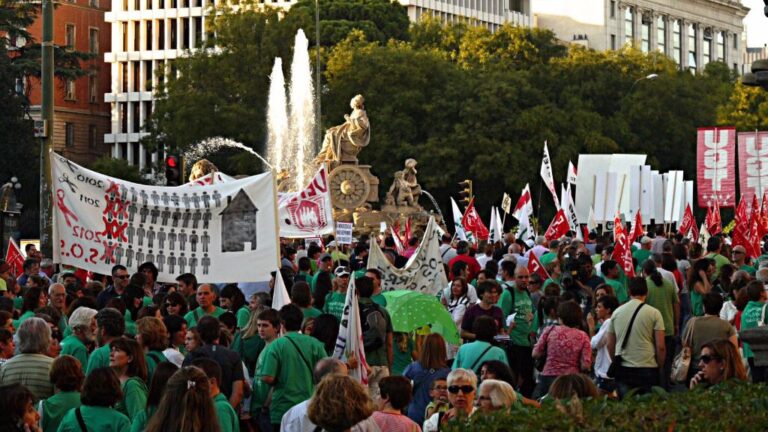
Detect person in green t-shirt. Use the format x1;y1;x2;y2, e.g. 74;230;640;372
135;316;169;382
704;236;730;280
642;261;680;390
110;337;149;421
257;304;328;427
192;358;241;432
86;308;125;375
311;254;334;294
60;307;98;371
41;356;83;432
740;281;768;383
290;281;322;320
601;260;629;304
184;284;226;328
690;258;716;317
365;269;388;307
731;245;757;276
249;309;280;426
507;266;538;398
57;367;130;432
323;267;351;321
220;284;251;329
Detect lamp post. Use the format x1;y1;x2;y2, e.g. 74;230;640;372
315;0;321;153
629;73;659;92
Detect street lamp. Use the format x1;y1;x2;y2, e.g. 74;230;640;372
630;73;659;91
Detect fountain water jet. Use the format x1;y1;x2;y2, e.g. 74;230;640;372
267;58;289;173
288;29;316;191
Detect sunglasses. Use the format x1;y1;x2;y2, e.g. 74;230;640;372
699;355;721;364
448;385;475;394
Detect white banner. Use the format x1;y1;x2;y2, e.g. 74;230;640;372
51;153;278;283
333;276;369;384
277;166;334;238
450;197;468;241
367;217;447;295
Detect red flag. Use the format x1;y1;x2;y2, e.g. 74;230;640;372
611;215;635;278
631;211;644;241
527;251;551;281
706;201;722;235
761;192;768;238
691;222;700;243
461;198;489;241
749;195;762;258
5;238;24;276
678;204;695;236
732;197;750;252
544;209;570;241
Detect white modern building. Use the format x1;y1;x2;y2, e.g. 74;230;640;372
398;0;531;31
531;0;749;73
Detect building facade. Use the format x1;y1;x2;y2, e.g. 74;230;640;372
531;0;749;73
743;44;767;74
25;0;112;166
397;0;531;31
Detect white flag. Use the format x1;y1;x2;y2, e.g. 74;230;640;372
494;206;504;243
587;207;598;232
450;197;468;241
489;207;504;243
699;223;710;247
540;142;560;209
567;160;578;185
271;269;292;311
332;276;369;384
517;208;535;242
563;184;582;240
512;184;533;222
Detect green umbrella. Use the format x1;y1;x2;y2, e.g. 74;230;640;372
382;290;461;345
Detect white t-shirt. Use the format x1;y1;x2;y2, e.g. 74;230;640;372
591;317;612;379
442;283;478;305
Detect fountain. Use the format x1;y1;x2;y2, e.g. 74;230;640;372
266;58;289;174
287;29;316;191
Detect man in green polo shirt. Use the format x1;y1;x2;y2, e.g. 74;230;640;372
633;236;653;269
86;308;125;374
506;266;538;397
310;254;334;294
602;260;628;304
184;284;226;327
258;304;327;429
704;236;730;280
193;358;241;432
60;307;98;370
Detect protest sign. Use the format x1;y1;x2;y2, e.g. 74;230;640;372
367;217;447;295
51;153;278;283
738;131;768;204
336;222;354;245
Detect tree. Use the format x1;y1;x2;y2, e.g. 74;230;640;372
88;156;150;184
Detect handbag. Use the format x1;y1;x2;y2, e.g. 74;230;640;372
607;303;644;379
739;304;768;367
671;317;696;382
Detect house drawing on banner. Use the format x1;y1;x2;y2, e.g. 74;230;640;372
219;189;258;252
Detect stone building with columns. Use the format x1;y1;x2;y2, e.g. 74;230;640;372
532;0;749;74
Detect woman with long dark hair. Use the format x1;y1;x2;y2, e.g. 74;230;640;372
110;337;149;421
145;367;221;432
403;333;451;425
312;271;333;310
130;362;179;432
689;258;715;317
219;284;249;329
0;383;40;432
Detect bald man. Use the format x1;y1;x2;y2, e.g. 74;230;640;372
732;245;757;276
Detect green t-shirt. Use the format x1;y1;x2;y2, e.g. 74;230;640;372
232;333;266;376
250;344;272;414
214;392;240;432
184;306;226;328
705;253;731;280
310;270;333;294
323;291;346;321
257;332;328;424
145;350;168;382
57;405;130;432
509;288;537;347
691;290;705;317
41;391;81;432
604;278;628;304
60;335;88;371
86;344;111;375
13;310;34;329
371;293;388;308
632;249;652;267
302;307;322;320
740;264;757;276
741;301;765;359
129;407;156;432
115;377;148;421
124;313;136;336
645;276;678;337
606;299;665;368
452;341;508;375
539;252;557;266
392;335;414;376
496;282;515;317
236;307;251;329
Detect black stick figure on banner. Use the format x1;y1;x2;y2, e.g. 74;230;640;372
114;244;124;265
201;231;210;253
146;250;154;266
126;245;135;267
57;174;78;193
212;190;222;207
140;189;149;206
189;254;198;275
151;190;160;206
130;187;137;203
202;253;211;275
178;252;186;274
158;227;166;249
168;252;176;274
156;251;165;272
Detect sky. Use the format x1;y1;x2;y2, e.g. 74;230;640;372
744;0;768;47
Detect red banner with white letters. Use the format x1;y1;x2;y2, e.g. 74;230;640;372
738;131;768;204
697;127;736;208
544;209;570;241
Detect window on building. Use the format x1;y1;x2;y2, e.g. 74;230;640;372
193;17;202;47
510;0;522;12
65;24;75;48
611;34;616;50
733;34;738;50
132;102;140;133
121;62;128;93
641;15;650;52
123;0;128;10
624;7;634;45
119;102;127;133
158;20;165;50
182;18;189;49
88;74;97;103
656;16;666;54
132;61;140;92
717;32;725;62
89;125;98;148
144;60;152;91
134;22;140;51
702;29;712;67
146;22;153;50
688;23;697;72
147;0;152;9
65;123;75;147
170;19;178;49
672;20;681;65
122;22;128;51
65;79;76;100
610;0;616;19
89;28;99;53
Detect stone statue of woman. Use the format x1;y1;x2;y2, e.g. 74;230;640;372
314;94;370;164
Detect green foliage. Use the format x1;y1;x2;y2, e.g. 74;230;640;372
441;381;768;431
88;157;150;184
718;82;768;131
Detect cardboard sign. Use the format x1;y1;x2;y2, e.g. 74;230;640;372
336;222;354;245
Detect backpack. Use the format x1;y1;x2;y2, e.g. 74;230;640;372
360;302;387;352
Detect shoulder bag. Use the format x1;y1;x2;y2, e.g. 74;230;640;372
606;303;644;379
671;317;696;382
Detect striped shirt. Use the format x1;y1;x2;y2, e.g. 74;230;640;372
0;353;55;402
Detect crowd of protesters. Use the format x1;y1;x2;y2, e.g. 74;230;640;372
0;228;761;431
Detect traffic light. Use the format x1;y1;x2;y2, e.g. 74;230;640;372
458;179;473;206
165;155;182;186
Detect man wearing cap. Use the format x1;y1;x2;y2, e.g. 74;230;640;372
310;253;334;294
732;245;757;276
447;241;481;282
323;266;350;321
633;236;653;268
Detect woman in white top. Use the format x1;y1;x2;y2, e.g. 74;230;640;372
587;295;619;395
423;368;477;432
443;278;470;360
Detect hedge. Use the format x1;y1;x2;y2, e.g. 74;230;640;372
441;381;768;431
